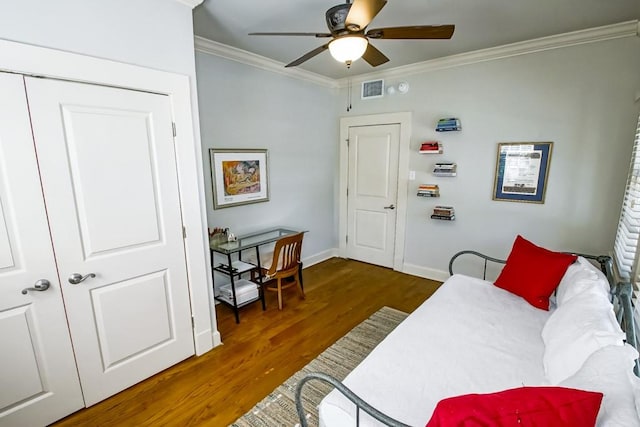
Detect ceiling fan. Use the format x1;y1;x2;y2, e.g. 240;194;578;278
249;0;455;68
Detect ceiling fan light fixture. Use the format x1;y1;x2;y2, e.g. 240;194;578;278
328;35;368;64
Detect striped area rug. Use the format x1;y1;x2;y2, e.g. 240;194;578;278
231;306;408;427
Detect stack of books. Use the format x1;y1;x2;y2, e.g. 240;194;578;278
435;118;462;132
431;206;455;221
433;162;457;177
419;141;442;154
218;279;259;305
417;184;440;197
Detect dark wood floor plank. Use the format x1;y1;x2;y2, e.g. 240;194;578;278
53;258;441;426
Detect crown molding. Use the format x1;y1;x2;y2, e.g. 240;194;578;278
194;36;338;88
195;20;637;89
336;20;639;87
174;0;203;8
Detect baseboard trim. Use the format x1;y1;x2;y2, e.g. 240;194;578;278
303;248;339;268
194;328;215;355
402;262;449;283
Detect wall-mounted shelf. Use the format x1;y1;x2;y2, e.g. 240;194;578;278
419;141;442;154
431;205;455;221
418;184;439;197
436;118;461;132
433;162;457;177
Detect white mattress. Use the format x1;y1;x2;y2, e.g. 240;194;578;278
319;274;552;427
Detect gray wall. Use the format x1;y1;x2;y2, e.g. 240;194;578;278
195;33;639;282
343;37;640;277
195;53;338;266
0;0;203;160
0;0;196;77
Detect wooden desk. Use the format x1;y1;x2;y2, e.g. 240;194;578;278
210;227;304;323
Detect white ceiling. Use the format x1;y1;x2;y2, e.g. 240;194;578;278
193;0;639;80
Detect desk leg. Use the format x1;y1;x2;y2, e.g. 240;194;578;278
255;247;266;311
228;253;240;324
210;249;215;286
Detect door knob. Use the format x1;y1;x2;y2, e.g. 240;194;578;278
21;279;51;295
383;204;396;210
68;272;96;285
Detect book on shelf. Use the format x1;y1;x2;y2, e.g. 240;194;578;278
436;118;461;132
433;162;457;176
433;206;455;216
433;208;454;214
431;214;456;220
417;183;440;197
419;141;442;154
218;279;259;304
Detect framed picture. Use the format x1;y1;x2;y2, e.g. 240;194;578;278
209;149;269;209
492;142;553;203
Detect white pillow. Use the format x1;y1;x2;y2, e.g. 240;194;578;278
560;344;640;426
542;289;625;384
555;257;610;306
577;257;611;290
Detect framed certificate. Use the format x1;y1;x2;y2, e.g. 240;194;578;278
493;142;553;203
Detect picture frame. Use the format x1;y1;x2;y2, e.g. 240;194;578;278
492;142;553;203
209;148;269;209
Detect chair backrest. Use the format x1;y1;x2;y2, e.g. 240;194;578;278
266;233;304;277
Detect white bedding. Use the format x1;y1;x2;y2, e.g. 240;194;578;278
319;274;552;427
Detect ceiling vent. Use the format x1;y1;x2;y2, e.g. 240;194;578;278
361;79;384;99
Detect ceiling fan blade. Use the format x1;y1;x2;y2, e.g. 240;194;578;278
362;43;389;67
285;44;330;67
366;25;455;39
345;0;387;31
249;32;332;38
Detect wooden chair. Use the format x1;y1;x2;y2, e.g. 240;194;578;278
259;233;305;310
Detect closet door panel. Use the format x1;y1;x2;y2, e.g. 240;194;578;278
25;77;194;406
61;105;161;256
0;73;84;426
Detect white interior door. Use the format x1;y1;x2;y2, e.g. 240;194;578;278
346;124;400;268
25;77;195;406
0;74;84;425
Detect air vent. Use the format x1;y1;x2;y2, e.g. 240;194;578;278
361;79;384;99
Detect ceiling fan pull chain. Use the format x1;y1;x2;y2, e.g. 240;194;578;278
347;76;352;112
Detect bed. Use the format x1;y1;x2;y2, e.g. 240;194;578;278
295;236;640;427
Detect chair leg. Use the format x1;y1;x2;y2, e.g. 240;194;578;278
298;263;304;292
277;278;283;310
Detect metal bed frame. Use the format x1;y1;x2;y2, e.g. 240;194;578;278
295;251;638;427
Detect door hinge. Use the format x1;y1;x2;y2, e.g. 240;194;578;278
346;187;349;197
172;122;177;137
346;138;350;146
182;226;187;239
191;316;195;328
346;235;349;243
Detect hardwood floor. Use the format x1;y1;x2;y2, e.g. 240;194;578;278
53;258;441;426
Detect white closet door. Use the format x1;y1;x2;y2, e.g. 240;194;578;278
25;77;195;406
0;74;84;425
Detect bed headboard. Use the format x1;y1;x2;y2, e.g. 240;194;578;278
449;251;639;375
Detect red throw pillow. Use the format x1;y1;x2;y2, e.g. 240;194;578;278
426;386;602;427
494;235;577;310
